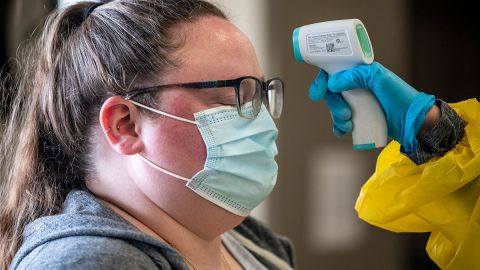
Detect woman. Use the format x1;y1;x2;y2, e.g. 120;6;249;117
0;1;293;269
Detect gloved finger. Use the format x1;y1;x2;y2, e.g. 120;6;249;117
309;69;328;101
331;115;353;133
326;91;352;137
327;64;373;93
332;125;347;138
325;90;352;121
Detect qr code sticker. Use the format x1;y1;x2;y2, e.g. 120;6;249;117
326;43;335;52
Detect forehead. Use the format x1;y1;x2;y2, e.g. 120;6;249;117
165;16;262;82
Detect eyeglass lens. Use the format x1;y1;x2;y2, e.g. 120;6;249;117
267;79;283;118
236;77;283;119
238;78;262;119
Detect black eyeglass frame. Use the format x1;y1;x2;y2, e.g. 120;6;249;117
124;76;284;119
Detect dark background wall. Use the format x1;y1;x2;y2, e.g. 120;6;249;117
0;0;55;119
411;0;480;102
0;1;12;119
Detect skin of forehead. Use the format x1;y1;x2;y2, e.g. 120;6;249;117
166;15;263;84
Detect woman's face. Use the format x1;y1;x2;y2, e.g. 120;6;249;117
129;16;264;220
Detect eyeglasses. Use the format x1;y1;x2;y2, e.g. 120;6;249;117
124;76;284;119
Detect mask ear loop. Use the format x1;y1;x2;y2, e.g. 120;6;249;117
138;154;191;182
128;100;199;125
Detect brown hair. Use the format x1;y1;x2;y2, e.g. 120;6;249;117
0;1;226;268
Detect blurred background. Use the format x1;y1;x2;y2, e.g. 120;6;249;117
1;0;478;269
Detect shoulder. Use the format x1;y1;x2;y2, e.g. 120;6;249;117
234;216;295;267
15;235;157;270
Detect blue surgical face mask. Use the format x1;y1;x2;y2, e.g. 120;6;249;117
129;100;279;216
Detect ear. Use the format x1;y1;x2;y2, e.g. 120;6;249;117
100;96;144;155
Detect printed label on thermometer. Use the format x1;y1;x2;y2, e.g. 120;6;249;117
306;30;352;56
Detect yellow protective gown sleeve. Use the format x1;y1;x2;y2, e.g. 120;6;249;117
355;99;480;270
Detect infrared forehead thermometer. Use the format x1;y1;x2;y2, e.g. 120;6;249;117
293;19;387;150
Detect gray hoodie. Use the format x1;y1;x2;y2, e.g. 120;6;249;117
10;190;295;270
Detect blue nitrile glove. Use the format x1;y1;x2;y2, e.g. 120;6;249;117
309;61;436;152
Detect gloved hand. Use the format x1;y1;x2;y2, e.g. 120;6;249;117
309;61;436;152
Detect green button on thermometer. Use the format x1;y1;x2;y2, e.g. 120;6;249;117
356;23;373;59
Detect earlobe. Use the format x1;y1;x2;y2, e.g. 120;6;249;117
100;96;144;155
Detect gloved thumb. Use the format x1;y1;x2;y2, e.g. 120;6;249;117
309;69;328;101
327;64;372;93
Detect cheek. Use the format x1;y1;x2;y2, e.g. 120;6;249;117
166;120;206;170
143;100;207;178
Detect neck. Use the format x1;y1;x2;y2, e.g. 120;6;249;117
87;171;244;267
99;196;233;269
